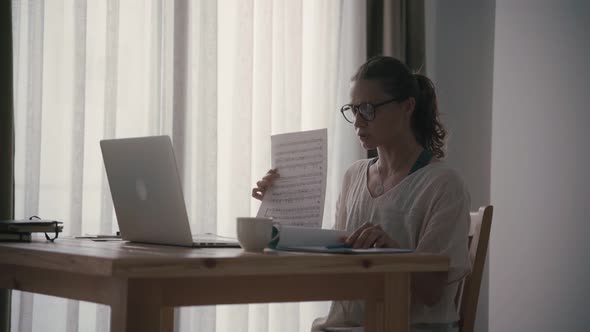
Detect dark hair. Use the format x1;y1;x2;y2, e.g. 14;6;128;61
352;56;447;159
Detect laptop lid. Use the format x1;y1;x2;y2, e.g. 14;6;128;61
100;135;196;247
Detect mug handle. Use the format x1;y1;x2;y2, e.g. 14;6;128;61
267;225;281;248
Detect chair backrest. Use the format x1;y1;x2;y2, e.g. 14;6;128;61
456;205;493;332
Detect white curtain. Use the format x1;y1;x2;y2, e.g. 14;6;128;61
10;0;366;331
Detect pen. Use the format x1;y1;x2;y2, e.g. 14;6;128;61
325;243;353;249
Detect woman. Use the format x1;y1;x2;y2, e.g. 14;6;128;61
252;56;471;332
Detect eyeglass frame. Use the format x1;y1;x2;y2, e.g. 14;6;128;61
340;97;402;123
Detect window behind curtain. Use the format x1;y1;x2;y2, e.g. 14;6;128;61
10;0;366;331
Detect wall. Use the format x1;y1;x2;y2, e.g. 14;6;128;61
425;1;496;331
491;1;590;331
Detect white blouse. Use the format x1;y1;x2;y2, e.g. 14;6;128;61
312;159;471;331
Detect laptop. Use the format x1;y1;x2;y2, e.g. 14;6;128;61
100;135;240;248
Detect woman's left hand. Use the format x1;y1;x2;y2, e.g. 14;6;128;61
345;222;400;249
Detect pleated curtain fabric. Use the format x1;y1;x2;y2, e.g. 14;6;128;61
0;0;15;331
366;0;425;67
8;1;367;331
365;0;425;158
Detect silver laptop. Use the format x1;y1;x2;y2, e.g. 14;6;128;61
100;135;240;248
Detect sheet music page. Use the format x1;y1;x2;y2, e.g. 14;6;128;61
257;128;327;227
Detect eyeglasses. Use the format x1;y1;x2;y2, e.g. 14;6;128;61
340;98;400;123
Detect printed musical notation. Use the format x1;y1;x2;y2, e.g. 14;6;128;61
257;128;328;228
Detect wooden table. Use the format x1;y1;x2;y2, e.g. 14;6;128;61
0;238;449;332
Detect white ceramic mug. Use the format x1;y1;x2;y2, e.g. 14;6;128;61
236;217;277;252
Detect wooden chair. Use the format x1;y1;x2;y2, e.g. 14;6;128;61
455;205;493;332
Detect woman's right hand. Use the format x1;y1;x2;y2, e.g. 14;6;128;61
251;169;280;201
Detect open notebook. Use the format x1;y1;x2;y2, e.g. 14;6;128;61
276;246;413;254
269;225;413;254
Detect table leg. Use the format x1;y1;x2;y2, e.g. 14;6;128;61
109;280;174;332
0;289;10;332
160;307;174;332
365;272;410;332
385;272;410;332
365;298;383;332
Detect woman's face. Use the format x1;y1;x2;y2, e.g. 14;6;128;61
349;79;414;150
